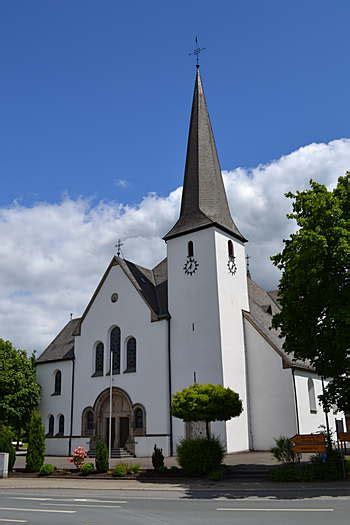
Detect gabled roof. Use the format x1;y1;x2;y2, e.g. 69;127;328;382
37;257;311;372
245;277;313;372
36;318;80;364
73;256;169;336
164;68;246;242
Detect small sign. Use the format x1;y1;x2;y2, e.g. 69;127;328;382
291;434;326;453
293;443;326;453
291;434;325;444
338;432;350;442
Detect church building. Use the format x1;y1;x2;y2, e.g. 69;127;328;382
36;67;346;457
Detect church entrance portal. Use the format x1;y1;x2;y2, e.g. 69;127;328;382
93;387;132;449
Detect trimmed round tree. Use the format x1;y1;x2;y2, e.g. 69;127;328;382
171;383;243;439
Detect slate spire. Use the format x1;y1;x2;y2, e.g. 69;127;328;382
164;67;246;242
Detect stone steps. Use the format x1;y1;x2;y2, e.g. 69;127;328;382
88;448;134;459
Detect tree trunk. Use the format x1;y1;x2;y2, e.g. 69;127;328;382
205;421;210;439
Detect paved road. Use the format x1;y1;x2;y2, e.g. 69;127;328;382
0;486;350;524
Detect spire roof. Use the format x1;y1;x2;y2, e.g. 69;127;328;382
164;67;246;242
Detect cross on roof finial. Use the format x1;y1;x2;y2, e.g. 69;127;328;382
189;36;206;67
115;239;124;257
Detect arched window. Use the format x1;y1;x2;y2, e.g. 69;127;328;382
81;407;95;436
48;415;54;437
54;370;62;395
308;378;317;413
58;414;64;436
110;326;121;374
87;411;94;435
188;241;194;257
228;240;234;259
133;405;145;436
94;342;104;376
125;337;136;373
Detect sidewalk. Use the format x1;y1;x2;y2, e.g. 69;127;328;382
13;451;276;470
1;476;350;494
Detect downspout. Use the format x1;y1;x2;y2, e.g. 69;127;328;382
68;357;76;455
292;368;300;434
167;317;173;456
242;317;254;450
321;378;331;448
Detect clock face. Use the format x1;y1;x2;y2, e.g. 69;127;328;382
227;257;237;275
183;256;199;276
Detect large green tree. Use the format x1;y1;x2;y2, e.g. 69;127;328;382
0;339;41;441
271;174;350;412
171;383;243;438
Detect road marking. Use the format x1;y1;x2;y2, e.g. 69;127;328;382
41;503;121;509
11;498;126;504
216;508;334;512
0;518;28;523
0;508;76;514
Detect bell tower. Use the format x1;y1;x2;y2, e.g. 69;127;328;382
164;67;250;452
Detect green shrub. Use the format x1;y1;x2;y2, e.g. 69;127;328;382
80;462;94;476
129;463;141;474
152;444;164;471
176;437;225;476
112;463;128;477
0;426;16;471
271;436;296;464
270;461;343;482
207;468;224;481
158;465;168;473
39;463;55;476
95;440;108;473
26;412;45;473
170;465;179;472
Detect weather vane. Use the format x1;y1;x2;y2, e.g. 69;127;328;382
115;239;124;257
189;36;206;67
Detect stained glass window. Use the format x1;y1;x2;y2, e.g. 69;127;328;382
134;407;144;430
95;342;104;376
86;411;94;435
54;370;62;395
110;326;120;374
48;415;54;436
126;337;136;372
58;414;64;435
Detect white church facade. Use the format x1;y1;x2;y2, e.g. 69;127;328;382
36;67;346;457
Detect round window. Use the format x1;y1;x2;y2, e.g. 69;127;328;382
111;293;119;303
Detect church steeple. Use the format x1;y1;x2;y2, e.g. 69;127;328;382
164;67;246;242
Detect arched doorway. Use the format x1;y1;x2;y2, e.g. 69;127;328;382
93;387;132;449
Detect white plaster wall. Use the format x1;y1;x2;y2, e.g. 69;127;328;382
167;229;226;449
44;438;69;456
244;318;297;450
134;436;170;457
36;360;72;456
294;371;346;436
71;437;90;453
73;263;170;446
214;230;250;452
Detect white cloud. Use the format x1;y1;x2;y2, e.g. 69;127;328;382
0;139;349;351
115;179;129;188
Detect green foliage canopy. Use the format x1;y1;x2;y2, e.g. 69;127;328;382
0;339;41;438
271;174;350;411
171;383;243;434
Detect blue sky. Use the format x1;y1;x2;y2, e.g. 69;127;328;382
1;0;349;207
1;1;350;349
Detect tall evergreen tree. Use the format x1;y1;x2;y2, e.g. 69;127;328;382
26;411;45;472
